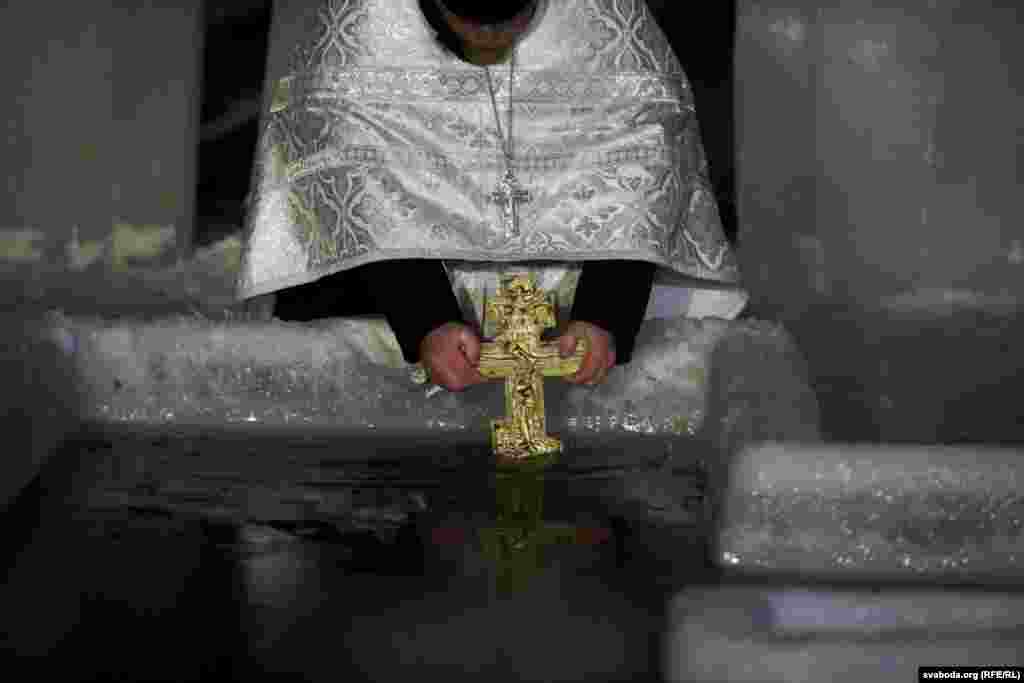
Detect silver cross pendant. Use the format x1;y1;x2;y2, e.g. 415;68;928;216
490;168;531;238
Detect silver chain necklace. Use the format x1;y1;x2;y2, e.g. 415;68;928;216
484;52;531;239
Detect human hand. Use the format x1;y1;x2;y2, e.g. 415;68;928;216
419;322;487;392
557;320;616;386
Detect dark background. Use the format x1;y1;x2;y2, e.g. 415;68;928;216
194;0;738;247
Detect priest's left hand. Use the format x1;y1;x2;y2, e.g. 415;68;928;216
558;320;616;386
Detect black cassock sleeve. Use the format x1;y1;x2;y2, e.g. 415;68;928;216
358;259;656;365
570;260;655;365
357;259;466;364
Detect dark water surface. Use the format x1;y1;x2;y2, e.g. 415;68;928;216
2;429;712;682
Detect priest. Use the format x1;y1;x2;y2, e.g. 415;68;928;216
237;0;745;392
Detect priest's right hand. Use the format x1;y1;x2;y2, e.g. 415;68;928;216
419;322;486;392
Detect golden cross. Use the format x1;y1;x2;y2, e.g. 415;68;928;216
477;274;587;465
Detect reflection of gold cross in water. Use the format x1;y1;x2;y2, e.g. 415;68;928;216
478;470;612;594
429;470;612;594
490;169;531;238
478;274;587;465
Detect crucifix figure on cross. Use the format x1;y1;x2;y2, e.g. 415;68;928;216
490;168;532;238
478;274;588;465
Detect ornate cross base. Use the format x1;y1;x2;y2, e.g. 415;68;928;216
477;274;587;466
